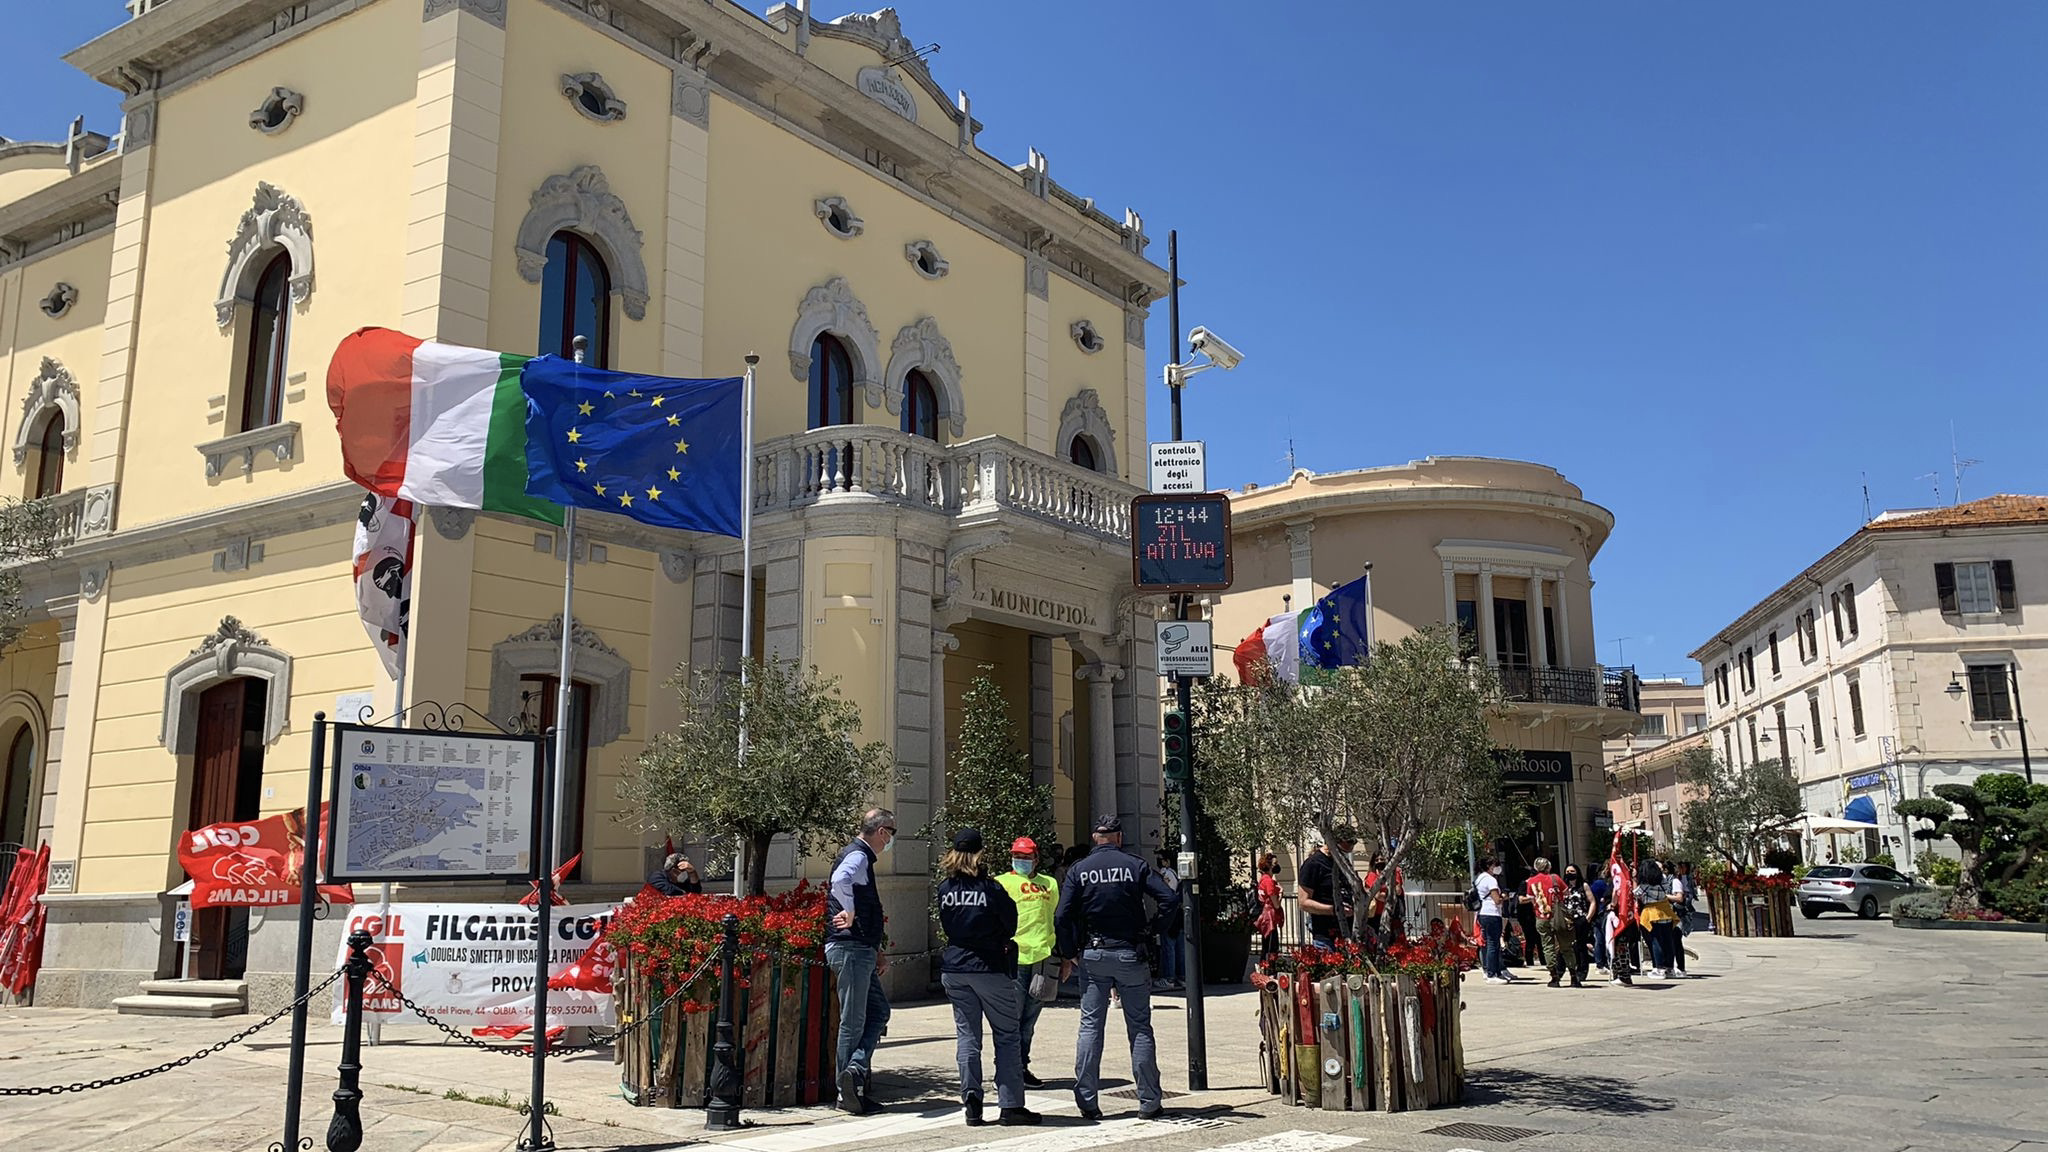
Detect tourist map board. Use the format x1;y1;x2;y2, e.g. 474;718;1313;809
327;724;542;882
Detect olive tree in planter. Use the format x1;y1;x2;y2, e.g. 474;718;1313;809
623;656;896;894
921;667;1053;868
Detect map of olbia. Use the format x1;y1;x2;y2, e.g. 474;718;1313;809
333;730;539;881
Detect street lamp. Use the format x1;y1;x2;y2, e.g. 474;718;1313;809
1945;667;2033;784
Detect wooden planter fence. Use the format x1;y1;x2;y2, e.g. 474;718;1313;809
1705;886;1795;938
614;948;837;1108
1255;970;1464;1112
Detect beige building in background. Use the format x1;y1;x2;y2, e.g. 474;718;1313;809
0;0;1168;1009
1601;678;1705;847
1212;457;1642;875
1691;495;2048;869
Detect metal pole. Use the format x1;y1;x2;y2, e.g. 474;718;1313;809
2013;666;2033;785
704;912;744;1129
326;928;371;1152
737;355;758;896
555;333;586;867
523;731;559;1152
280;711;328;1152
1166;229;1208;1091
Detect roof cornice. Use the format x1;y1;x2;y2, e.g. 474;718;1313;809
1229;484;1615;559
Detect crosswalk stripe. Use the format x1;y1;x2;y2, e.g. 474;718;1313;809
1199;1132;1365;1152
916;1117;1152;1152
714;1095;1077;1152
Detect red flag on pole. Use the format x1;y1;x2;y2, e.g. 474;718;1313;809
176;807;355;909
519;853;581;907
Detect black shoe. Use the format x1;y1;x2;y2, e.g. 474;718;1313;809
999;1107;1042;1126
1570;977;1584;988
964;1091;985;1127
1138;1106;1170;1120
1077;1105;1104;1121
1021;1069;1044;1088
837;1067;862;1114
1548;975;1560;987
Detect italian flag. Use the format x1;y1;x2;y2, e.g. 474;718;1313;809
325;327;560;523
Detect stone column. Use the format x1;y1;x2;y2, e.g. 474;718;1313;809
1529;573;1548;668
1285;519;1316;610
1443;566;1458;629
665;66;712;378
1022;259;1051;451
1077;663;1124;823
38;593;83;852
929;630;960;818
1553;576;1574;666
1478;567;1497;665
1030;637;1055;790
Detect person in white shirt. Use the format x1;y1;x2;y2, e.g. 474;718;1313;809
1474;856;1514;984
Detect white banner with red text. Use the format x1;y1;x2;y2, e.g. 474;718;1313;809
329;902;618;1029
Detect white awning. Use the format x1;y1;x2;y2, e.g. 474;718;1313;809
1793;813;1881;835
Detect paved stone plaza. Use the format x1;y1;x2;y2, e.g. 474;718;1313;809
2;916;2044;1152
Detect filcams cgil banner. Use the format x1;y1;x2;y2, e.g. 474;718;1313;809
331;902;618;1029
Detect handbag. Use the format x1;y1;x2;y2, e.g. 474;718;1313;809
1028;959;1061;1002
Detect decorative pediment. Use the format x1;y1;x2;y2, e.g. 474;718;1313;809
514;165;649;321
14;358;80;467
882;316;966;437
489;613;631;745
1057;388;1117;477
161;616;293;753
215;182;314;327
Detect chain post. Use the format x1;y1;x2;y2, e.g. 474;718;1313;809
704;912;743;1130
326;930;371;1152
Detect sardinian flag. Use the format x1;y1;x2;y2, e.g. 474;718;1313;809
351;492;415;680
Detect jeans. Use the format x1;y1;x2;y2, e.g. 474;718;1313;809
1478;914;1505;978
1649;921;1681;972
824;942;890;1084
1012;964;1045;1069
942;970;1025;1109
1156;933;1183;984
1074;947;1159;1112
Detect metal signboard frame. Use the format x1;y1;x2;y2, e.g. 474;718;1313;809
1131;491;1234;592
326;722;545;884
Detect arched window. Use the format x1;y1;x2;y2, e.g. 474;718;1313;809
1068;435;1098;472
240;253;292;431
809;333;856;429
31;413;64;500
902;370;940;442
1;725;34;851
539;232;612;367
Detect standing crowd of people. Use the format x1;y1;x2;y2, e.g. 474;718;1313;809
821;808;1184;1127
1472;852;1701;987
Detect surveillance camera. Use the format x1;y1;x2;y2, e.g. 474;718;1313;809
1186;326;1244;371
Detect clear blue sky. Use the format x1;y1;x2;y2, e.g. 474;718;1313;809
10;2;2047;680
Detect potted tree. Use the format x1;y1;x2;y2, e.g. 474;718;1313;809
1675;748;1801;937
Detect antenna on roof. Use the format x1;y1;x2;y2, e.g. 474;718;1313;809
1917;472;1943;506
1861;472;1871;524
882;42;940;68
1286;438;1296;473
1951;422;1980;505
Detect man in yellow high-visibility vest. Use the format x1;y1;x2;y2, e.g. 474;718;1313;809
996;836;1059;1087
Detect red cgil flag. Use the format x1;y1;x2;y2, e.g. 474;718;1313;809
177;807;355;910
351;491;415;681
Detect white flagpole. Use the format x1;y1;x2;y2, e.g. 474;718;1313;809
734;354;757;897
552;337;588;869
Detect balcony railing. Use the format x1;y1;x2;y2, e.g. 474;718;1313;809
752;427;1138;543
1493;662;1642;712
127;0;174;17
32;489;88;549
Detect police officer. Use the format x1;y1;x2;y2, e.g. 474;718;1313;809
1054;813;1181;1121
938;828;1040;1127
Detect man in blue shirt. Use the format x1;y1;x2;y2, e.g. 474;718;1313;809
826;808;895;1114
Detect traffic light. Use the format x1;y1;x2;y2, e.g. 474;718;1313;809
1162;708;1190;786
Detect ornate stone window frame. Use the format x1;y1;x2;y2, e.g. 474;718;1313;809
39;283;78;318
883;317;966;438
514;166;649;322
904;239;949;280
197;422;300;479
249;87;305;134
561;72;627;123
1070;318;1103;354
13;358;80;469
488;614;631;745
814;195;863;239
1057;388;1118;476
160;617;293;754
787;276;884;408
214;182;314;328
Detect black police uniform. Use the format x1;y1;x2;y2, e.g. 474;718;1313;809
1053;836;1179;1117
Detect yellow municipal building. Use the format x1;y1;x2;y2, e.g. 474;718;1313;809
0;0;1170;1009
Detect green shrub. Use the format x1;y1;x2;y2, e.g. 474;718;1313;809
1982;878;2048;923
1891;890;1951;920
1917;854;1962;888
1763;846;1801;872
1869;852;1897;870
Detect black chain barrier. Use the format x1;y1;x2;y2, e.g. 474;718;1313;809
1;968;347;1097
365;949;719;1058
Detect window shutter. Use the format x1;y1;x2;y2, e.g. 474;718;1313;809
1994;560;2017;613
1843;583;1859;637
1935;563;1957;613
1830;592;1845;644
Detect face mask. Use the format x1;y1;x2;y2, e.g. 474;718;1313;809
1489;866;1503;876
1013;858;1035;875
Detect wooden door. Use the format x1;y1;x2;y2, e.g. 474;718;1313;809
188;680;246;981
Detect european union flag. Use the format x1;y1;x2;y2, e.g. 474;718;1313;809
1299;572;1373;675
520;357;746;538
